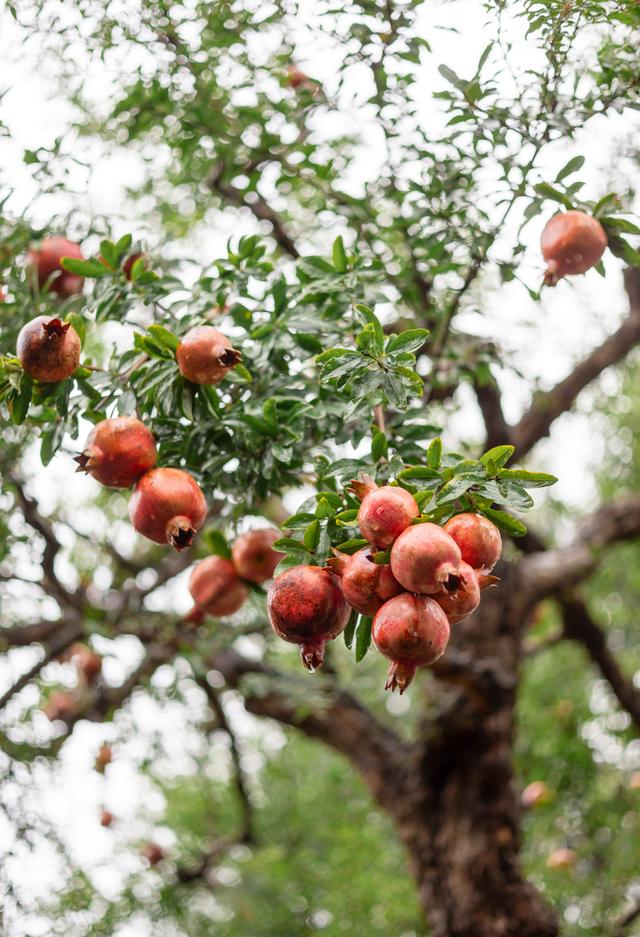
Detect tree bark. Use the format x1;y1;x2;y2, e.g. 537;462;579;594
386;565;559;937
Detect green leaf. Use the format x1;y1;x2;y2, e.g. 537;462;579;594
315;497;333;519
371;431;388;462
147;325;179;352
303;520;321;550
534;184;573;209
202;529;232;559
599;216;640;236
354;305;384;355
273;536;312;553
435;475;477;505
354;615;373;662
608;236;640;267
332;236;348;273
497;469;557;488
334;537;369;555
481;507;527;537
10;373;32;425
40;421;65;466
386;329;429;354
555;155;585;183
427;437;442;469
59;257;110;278
282;512;317;529
480;445;514;469
343;610;358;651
397;466;441;480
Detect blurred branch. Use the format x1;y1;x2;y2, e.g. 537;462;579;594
473;374;511;451
0;618;82;712
610;898;640;937
519;494;640;599
560;594;640;732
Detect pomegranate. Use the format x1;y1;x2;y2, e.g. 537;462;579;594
100;807;114;827
188;555;249;617
546;847;576;871
74;416;157;488
176;326;242;385
541;210;607;286
27;236;84;297
231;528;283;583
521;780;553;809
443;513;502;574
372;593;450;693
328;547;403;616
390;523;462;594
128;467;207;550
95;744;113;772
142;843;166;866
100;808;114;828
42;690;76;722
433;561;480;624
351;475;420;549
268;565;351;670
69;643;102;684
17;316;81;382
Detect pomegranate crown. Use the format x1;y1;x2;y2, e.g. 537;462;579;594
42;318;70;339
348;474;378;501
217;346;242;367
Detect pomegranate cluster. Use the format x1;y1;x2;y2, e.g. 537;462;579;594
268;476;502;691
187;527;284;621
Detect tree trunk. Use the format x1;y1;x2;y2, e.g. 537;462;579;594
388;565;559;937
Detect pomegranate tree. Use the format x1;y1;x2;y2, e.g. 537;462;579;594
372;593;450;693
74;416;157;488
268;565;351;670
128;467;207;550
17;316;81;382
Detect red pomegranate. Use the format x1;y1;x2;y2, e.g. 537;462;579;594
521;780;553;809
176;326;242;385
100;808;114;828
69;643;103;684
390;522;462;594
328;547;403;616
129;468;207;550
546;847;576;871
231;528;283;583
17;316;81;382
541;210;607;286
27;237;84;297
268;565;351;670
42;690;77;722
351;476;420;549
74;417;157;488
95;744;113;772
189;555;249;617
372;593;450;693
142;843;166;866
433;561;480;624
443;513;502;573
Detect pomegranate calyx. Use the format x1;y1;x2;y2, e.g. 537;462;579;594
385;661;416;694
300;641;325;672
73;452;90;473
478;573;500;590
43;318;70;339
217;347;242;367
326;549;348;575
348;474;378;501
166;516;196;551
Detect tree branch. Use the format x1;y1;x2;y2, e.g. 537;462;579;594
560;594;640;732
10;478;72;605
0;619;83;712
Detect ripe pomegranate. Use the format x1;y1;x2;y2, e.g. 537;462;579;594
390;523;462;594
231;528;283;583
372;593;450;693
188;555;249;617
546;847;576;871
100;808;114;828
443;513;502;574
42;690;76;722
95;744;113;772
433;561;480;624
351;476;420;549
142;843;166;866
69;643;102;684
17;316;81;382
128;467;207;551
176;326;242;385
541;210;607;286
328;547;403;617
521;780;553;809
27;236;84;297
268;565;351;670
74;416;157;488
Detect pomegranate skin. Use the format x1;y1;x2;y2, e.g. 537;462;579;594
69;643;103;684
128;467;207;551
443;513;502;574
42;690;77;722
17;316;81;382
27;237;84;297
142;843;166;866
336;547;403;617
74;417;157;488
390;523;462;594
100;809;114;828
189;555;249;617
433;561;480;624
357;483;420;549
372;593;450;693
176;326;242;385
232;528;284;584
541;211;607;286
268;565;351;670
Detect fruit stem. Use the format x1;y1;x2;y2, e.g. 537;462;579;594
300;641;326;672
385;661;416;694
